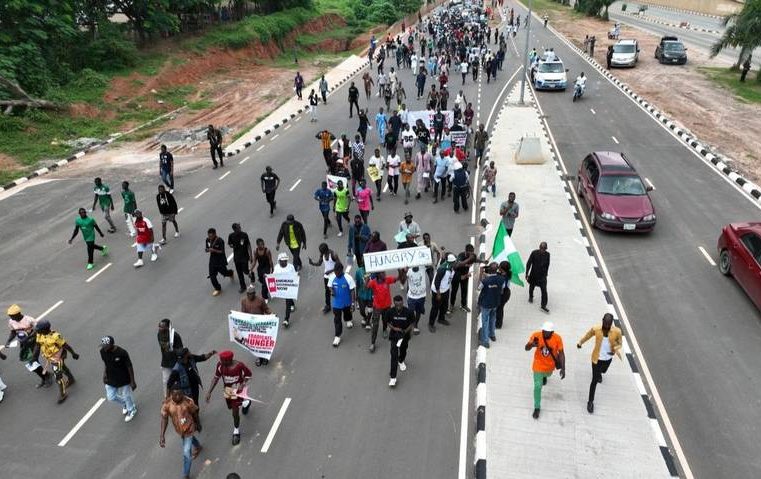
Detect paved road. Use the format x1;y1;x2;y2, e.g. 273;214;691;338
627;2;726;30
0;18;525;479
510;2;761;477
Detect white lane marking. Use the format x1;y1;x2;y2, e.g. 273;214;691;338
58;398;105;446
257;145;265;152
131;242;137;247
227;253;234;263
260;397;292;453
289;179;302;191
383;183;389;192
219;171;231;180
331;139;338;147
194;188;209;199
178;207;184;213
345;265;352;274
698;246;716;266
590;108;596;114
86;263;112;283
457;236;476;479
284;124;291;130
270;134;279;141
531;86;694;478
295;116;301;122
644;178;656;190
240;156;250;165
611;135;620;144
37;300;64;321
486;67;522;130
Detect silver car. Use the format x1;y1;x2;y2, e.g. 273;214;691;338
610;39;639;67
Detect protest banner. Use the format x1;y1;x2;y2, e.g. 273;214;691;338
367;165;381;182
228;310;279;360
451;130;467;147
363;246;433;272
326;174;349;190
265;270;300;299
407;110;453;134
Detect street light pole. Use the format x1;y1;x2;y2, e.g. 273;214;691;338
519;0;533;104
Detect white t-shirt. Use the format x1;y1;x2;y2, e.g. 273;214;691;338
369;155;384;176
387;154;401;176
402;131;416;148
460;62;468;73
406;268;428;299
273;263;296;275
431;268;453;293
598;336;614;361
322;252;336;278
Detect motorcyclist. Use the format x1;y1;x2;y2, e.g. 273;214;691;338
574;72;587;99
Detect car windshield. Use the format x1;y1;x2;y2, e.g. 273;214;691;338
597;175;647;195
538;62;564;73
664;42;684;52
613;44;636;53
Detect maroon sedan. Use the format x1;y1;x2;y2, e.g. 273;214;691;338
718;223;761;310
576;151;656;232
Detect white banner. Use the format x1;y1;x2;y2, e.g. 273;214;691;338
363;246;433;273
265;271;300;299
326;174;349;190
407;110;453;134
228;310;279;360
451;130;467;147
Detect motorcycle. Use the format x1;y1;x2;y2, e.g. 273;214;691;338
572;80;585;102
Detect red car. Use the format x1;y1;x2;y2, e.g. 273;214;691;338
718;223;761;310
576;151;656;232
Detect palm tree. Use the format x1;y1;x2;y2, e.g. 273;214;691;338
710;0;761;70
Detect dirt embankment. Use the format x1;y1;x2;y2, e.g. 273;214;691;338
545;12;761;181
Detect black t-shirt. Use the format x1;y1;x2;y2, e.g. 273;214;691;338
228;231;251;262
158;330;183;368
206;236;227;265
261;172;279;193
384;307;415;340
160;151;173;171
101;346;133;388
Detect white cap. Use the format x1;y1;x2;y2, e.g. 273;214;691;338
541;321;554;332
277;252;289;261
447;253;457;262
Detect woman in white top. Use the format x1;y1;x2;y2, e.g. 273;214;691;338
386;149;402;196
368;148;385;200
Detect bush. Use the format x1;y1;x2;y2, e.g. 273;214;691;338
621;3;627;11
368;1;398;24
73;25;139;72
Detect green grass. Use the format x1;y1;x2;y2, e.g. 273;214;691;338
700;67;761;104
187;99;214;110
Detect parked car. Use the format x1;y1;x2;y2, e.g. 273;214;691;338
655;36;687;64
718;223;761;310
576;151;656;232
610;39;640;67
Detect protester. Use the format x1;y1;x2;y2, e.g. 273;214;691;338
206;228;234;296
160;385;203;479
68;208;108;271
121;181;137;237
525;322;565;419
132;210;158;267
577;313;623;414
156;185;180;244
276;215;307;272
384;296;415;387
499;192;519;236
261;166;280;218
205;350;252;445
5;304;50;387
157;319;183;397
91;177;117;233
228;223;254;293
33;320;79;404
100;335;138;422
327;263;356;347
526;242;550;313
159;144;175;192
207;124;224;169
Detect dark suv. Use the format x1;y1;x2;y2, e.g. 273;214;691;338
655;36;687;64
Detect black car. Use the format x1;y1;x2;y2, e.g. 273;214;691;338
655;36;687;64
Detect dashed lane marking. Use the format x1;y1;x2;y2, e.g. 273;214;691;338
194;188;209;199
590;108;596;114
271;134;279;141
37;300;64;320
240;156;250;165
698;246;716;266
58;398;105;447
260;397;292;453
257;145;265;152
86;263;112;283
290;179;302;191
611;135;620;144
219;171;231;180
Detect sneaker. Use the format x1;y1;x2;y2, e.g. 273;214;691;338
86;263;94;270
541;307;550;313
174;231;180;238
283;320;290;328
413;327;420;335
57;393;68;404
360;319;367;327
597;376;603;384
101;245;109;256
122;407;128;415
489;335;497;342
337;232;343;237
587;401;594;414
428;324;436;333
133;259;144;267
364;324;372;331
332;336;341;347
480;342;490;349
446;308;453;315
129;232;136;237
369;343;376;353
150;253;158;262
438;318;451;326
322;306;331;314
388;378;397;387
212;289;221;296
398;362;407;372
169;189;174;194
232;433;240;445
345;321;353;329
532;408;540;419
0;390;4;402
460;305;471;313
159;238;167;245
542;377;548;386
108;228;117;234
125;408;137;422
242;400;251;415
528;297;534;303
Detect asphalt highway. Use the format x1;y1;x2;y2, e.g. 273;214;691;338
0;21;524;479
511;2;761;477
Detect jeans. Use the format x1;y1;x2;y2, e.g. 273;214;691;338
85;241;104;264
588;359;612;403
333;307;352;336
529;280;548;308
182;435;201;477
533;371;552;409
374;179;383;199
160;169;174;189
389;334;410;378
105;384;136;413
479;308;496;345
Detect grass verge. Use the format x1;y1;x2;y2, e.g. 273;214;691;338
699;67;761;104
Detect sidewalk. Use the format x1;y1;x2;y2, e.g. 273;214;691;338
479;84;672;478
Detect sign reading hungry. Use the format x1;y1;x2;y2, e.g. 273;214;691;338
363;246;433;272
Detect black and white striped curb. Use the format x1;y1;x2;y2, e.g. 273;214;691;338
623;11;721;35
0;106;186;193
545;21;761;202
224;60;370;158
474;157;490;479
636;2;724;19
528;80;680;477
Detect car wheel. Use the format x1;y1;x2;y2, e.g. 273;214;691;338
719;249;732;276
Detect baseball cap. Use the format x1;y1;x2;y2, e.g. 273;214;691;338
278;252;289;261
404;211;413;218
541;321;554;332
246;284;257;293
100;336;114;346
446;253;457;262
6;304;21;316
219;350;234;361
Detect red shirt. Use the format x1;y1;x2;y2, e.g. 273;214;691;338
367;276;397;309
214;361;252;389
135;217;153;245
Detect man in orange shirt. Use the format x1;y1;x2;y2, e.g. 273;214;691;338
524;321;565;419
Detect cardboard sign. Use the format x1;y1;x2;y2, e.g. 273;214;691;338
367;165;382;182
228;310;279;360
265;271;300;299
363;246;433;272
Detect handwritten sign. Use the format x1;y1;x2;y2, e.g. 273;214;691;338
363;246;433;273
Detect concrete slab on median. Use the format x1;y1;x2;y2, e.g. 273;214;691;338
482;84;671;478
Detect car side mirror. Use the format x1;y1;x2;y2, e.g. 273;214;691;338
637;48;640;52
565;68;569;72
646;185;653;192
684;48;688;51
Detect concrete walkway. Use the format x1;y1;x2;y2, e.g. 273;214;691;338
480;84;672;478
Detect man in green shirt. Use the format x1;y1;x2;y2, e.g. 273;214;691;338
333;180;351;237
121;181;137;237
68;208;108;270
91;177;117;233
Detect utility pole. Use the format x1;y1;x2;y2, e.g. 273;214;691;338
519;0;533;104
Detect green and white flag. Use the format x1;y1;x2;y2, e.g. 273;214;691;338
491;221;525;286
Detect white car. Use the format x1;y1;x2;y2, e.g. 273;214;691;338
610;39;640;67
533;59;568;90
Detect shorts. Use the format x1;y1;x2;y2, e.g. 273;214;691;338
136;242;153;253
225;397;244;409
161;214;176;224
407;297;426;314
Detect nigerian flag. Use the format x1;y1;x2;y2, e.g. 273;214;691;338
491;221;525;286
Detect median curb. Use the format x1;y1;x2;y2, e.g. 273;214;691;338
623;11;721;35
548;22;761;203
636;2;725;20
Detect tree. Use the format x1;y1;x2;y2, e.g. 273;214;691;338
600;0;615;21
711;0;761;70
